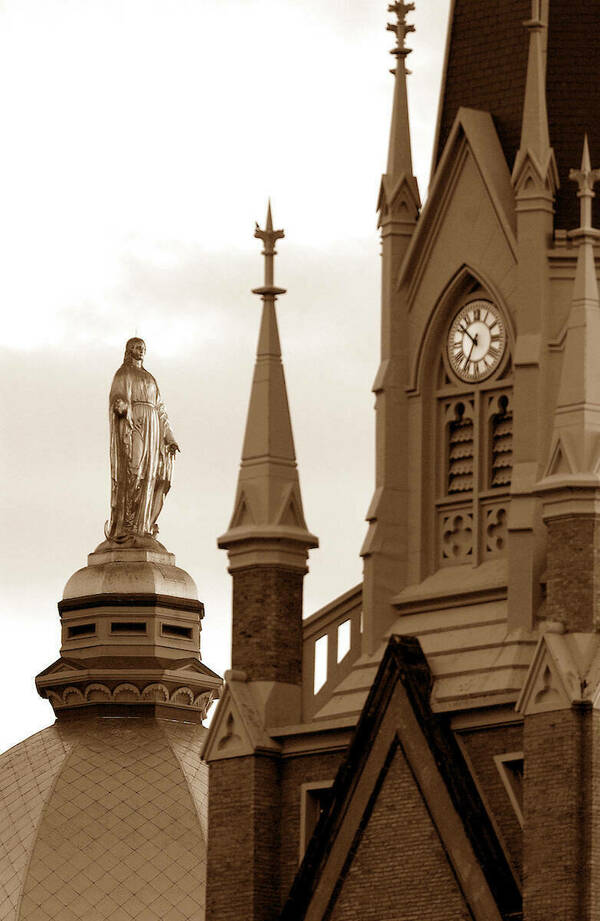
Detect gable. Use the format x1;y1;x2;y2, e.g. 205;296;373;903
328;738;472;921
399;112;518;396
281;637;520;921
404;110;516;305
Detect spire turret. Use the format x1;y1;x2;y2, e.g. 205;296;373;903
218;203;317;696
219;203;317;573
537;137;600;631
512;1;558;198
385;2;415;177
361;5;419;652
377;2;420;226
541;137;600;480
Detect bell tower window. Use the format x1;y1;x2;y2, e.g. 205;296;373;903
436;297;512;568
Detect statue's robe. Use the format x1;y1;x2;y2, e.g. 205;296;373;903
106;359;176;540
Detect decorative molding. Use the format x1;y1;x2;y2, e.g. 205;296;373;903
516;633;600;716
401;109;518;318
440;508;473;562
59;592;205;617
39;680;217;717
202;676;282;762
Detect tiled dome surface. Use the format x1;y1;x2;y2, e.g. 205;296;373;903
0;717;208;921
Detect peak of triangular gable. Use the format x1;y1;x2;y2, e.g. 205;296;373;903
400;108;517;296
377;173;420;223
517;632;600;716
202;671;281;763
36;657;86;679
512;147;559;196
276;484;306;529
545;436;574;477
230;489;256;528
281;636;519;921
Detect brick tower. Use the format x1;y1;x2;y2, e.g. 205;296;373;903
206;204;318;921
517;137;600;921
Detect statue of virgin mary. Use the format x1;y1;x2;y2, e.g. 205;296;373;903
105;338;179;544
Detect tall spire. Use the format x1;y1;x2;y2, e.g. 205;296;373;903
362;4;419;653
536;137;600;632
541;137;600;478
385;1;415;177
218;203;318;572
377;2;420;226
512;1;558;197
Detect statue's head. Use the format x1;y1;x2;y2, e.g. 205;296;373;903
124;338;146;362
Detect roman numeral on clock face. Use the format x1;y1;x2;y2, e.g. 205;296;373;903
448;301;505;382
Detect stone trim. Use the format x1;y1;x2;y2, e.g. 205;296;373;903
58;592;205;617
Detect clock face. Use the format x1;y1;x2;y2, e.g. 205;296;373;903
447;300;506;383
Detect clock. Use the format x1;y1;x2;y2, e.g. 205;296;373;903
447;300;506;383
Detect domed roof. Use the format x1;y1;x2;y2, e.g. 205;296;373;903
0;716;208;921
63;547;198;602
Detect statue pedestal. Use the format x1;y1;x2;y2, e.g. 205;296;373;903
36;542;221;722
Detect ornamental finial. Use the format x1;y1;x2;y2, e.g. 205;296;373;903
569;135;600;232
386;2;415;74
252;200;286;296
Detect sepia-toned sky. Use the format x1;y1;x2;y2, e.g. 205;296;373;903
0;0;450;753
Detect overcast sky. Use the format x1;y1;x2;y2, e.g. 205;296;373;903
0;0;450;753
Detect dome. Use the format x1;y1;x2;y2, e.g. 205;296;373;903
0;716;208;921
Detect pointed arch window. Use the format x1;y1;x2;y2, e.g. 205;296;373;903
436;297;512;567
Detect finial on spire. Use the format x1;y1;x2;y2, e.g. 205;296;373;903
569;135;600;232
253;200;286;296
387;2;415;74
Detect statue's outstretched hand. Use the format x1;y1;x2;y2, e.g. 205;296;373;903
167;442;180;456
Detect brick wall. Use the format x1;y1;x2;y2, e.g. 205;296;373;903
328;744;471;921
279;750;347;905
206;754;281;921
231;566;304;683
459;723;523;881
546;516;600;631
523;707;589;921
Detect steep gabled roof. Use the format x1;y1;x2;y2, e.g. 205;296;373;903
282;635;521;921
434;0;600;229
434;0;529;181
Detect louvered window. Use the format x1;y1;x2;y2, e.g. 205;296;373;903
448;405;474;494
491;395;513;488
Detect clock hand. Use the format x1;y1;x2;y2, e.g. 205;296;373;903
460;322;477;345
465;334;478;365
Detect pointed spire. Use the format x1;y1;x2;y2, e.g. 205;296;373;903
385;2;415;176
540;137;600;482
570;135;600;236
537;137;600;634
378;2;420;227
512;0;558;195
218;203;318;570
253;199;285;294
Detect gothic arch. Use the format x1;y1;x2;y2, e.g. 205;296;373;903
408;263;515;397
408;263;514;577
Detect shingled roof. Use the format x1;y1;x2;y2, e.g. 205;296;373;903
435;0;600;230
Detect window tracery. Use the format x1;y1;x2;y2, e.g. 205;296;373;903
435;298;512;567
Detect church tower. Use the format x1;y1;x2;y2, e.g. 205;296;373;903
361;0;420;651
205;206;318;921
